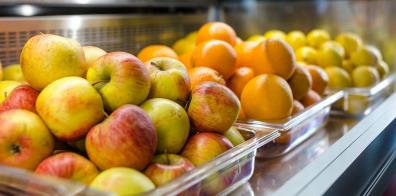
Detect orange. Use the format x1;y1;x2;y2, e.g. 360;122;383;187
250;39;296;80
137;45;178;63
292;100;305;115
192;40;237;80
189;67;225;90
288;64;312;100
275;132;292;143
241;74;293;120
227;67;255;98
301;90;321;107
236;37;243;45
238;107;246;120
196;22;237;46
179;51;193;70
234;41;259;68
305;65;329;95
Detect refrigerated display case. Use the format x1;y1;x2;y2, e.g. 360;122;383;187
0;0;396;195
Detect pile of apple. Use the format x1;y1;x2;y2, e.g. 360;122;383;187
0;33;247;195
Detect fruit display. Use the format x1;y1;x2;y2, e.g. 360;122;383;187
0;19;392;195
0;23;265;195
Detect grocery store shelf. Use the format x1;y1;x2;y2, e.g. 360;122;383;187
231;92;396;196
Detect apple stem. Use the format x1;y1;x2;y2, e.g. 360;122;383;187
165;150;170;165
103;111;109;118
4;91;7;98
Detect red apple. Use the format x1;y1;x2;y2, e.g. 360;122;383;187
86;104;157;170
35;152;99;185
144;154;194;186
0;109;54;170
86;51;151;112
181;132;233;166
0;85;39;113
187;82;240;133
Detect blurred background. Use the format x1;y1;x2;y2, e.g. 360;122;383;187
0;0;394;67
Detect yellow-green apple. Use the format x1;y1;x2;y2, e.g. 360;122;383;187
0;80;23;103
223;126;245;146
87;52;151;112
82;46;107;71
144;154;194;186
202;169;237;195
20;34;86;90
35;152;99;185
0;109;54;170
187;82;240;133
3;64;25;81
181;132;233;166
36;77;104;141
141;98;189;154
86;104;157;170
90;167;155;195
0;85;39;113
146;57;190;105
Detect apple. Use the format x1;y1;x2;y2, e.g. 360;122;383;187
36;77;105;141
3;64;25;81
87;51;151;112
181;132;233;166
82;46;107;71
141;98;189;154
202;171;237;196
20;34;86;90
146;57;190;105
86;104;157;170
223;126;245;146
187;82;240;133
90;167;155;195
35;152;99;185
144;154;194;186
0;80;23;103
0;85;39;113
0;109;54;170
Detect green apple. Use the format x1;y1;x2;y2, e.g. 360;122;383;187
3;64;24;81
35;152;99;185
90;167;155;195
223;126;245;146
146;57;190;105
141;98;189;154
20;34;86;90
87;51;151;112
82;46;107;71
0;80;23;104
36;77;104;141
0;109;54;170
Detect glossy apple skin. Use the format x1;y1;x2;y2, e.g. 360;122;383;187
82;46;107;71
141;98;189;154
3;64;25;82
187;82;240;133
87;51;151;112
0;80;23;103
86;104;157;170
90;167;155;195
36;77;105;141
35;152;99;185
0;109;54;170
20;34;86;90
0;85;39;113
181;132;233;166
144;154;194;186
146;57;190;105
223;126;245;146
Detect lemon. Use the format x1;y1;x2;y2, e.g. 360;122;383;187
307;29;331;48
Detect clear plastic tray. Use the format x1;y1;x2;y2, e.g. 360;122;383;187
236;91;344;158
331;73;396;117
0;127;279;196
